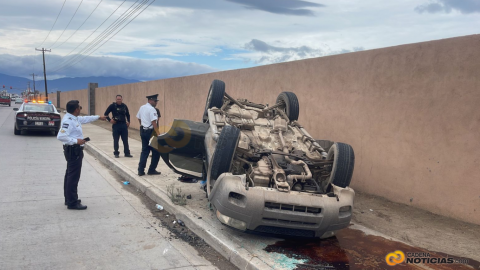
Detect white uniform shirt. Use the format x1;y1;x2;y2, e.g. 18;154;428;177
57;112;100;145
136;103;158;129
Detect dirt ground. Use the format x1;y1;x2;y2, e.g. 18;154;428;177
91;120;480;264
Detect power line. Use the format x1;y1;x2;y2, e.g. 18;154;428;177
39;0;68;47
49;0;85;48
55;0;155;73
53;0;145;70
52;0;104;50
49;0;127;67
53;0;149;72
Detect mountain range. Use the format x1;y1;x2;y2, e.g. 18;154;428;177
0;73;140;94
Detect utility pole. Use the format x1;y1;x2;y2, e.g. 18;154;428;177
27;82;31;99
35;48;51;101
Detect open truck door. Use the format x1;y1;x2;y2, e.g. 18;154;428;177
150;119;209;179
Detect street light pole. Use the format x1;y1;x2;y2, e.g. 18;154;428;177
35;48;51;101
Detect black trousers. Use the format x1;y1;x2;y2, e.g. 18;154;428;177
112;122;130;155
138;128;160;174
63;148;84;206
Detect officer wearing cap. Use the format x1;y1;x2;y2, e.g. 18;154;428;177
104;94;133;158
57;100;107;210
136;94;161;176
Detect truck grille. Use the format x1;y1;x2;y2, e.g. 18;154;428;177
254;225;315;238
265;202;321;214
263;218;316;226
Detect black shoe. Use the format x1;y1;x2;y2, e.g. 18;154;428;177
115;155;120;158
65;199;81;206
67;202;87;210
138;171;145;176
147;170;161;175
125;154;133;158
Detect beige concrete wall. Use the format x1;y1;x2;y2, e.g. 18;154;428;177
59;89;88;112
48;94;57;108
59;34;480;225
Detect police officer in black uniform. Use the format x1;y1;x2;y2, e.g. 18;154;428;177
104;95;133;158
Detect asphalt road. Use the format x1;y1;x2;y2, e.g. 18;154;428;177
0;102;217;270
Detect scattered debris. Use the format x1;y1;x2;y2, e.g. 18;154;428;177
186;194;192;199
177;220;185;226
123;181;130;185
156;204;164;211
177;175;198;183
199;180;207;190
369;209;373;212
198;217;202;219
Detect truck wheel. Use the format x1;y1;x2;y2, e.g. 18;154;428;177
14;125;20;135
276;92;299;121
327;142;355;188
203;80;225;122
210;125;240;181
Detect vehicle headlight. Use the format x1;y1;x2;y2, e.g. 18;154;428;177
216;210;247;231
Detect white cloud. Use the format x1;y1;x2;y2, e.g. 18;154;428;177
0;54;218;81
415;0;480;14
0;0;479;80
237;39;363;64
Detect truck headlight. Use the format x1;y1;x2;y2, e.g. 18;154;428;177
216;210;247;231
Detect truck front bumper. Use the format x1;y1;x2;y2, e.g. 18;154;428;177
209;174;355;238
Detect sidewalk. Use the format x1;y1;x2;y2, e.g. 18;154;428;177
82;120;480;270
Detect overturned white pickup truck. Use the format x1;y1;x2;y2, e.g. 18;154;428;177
152;79;355;238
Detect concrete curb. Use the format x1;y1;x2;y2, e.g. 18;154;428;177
85;143;271;270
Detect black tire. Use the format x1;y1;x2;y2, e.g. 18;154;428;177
203;80;225;122
327;142;355;188
14;125;20;135
276;92;299;121
210;125;240;181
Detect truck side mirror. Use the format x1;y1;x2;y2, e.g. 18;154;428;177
13;108;18;111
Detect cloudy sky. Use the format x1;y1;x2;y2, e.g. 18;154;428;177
0;0;479;81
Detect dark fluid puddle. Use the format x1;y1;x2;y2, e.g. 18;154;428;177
264;227;480;270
